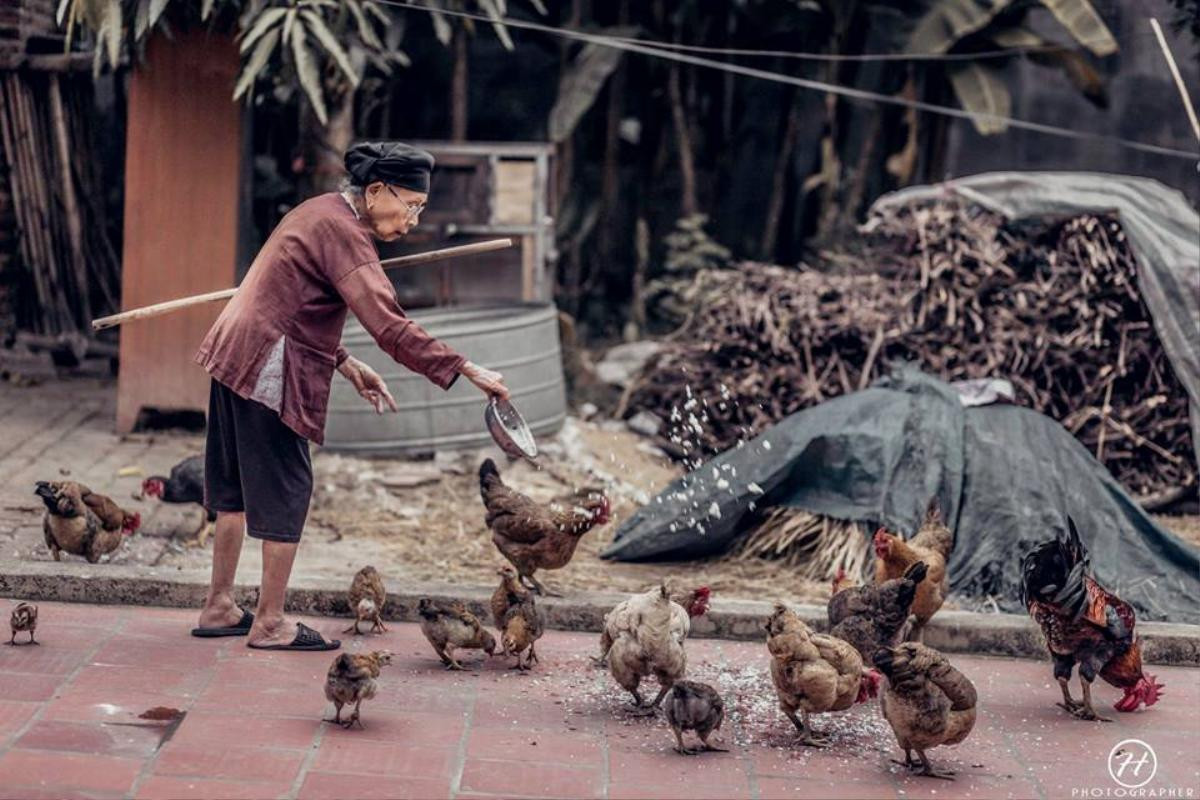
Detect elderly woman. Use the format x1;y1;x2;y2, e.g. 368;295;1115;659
191;142;508;650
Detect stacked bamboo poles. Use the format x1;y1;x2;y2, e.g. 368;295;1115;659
0;71;116;335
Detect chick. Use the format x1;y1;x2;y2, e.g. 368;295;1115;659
324;650;392;729
9;602;37;646
344;566;387;635
501;592;544;671
664;681;728;755
417;598;496;670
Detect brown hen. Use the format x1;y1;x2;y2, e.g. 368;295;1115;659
873;505;952;640
35;481;141;563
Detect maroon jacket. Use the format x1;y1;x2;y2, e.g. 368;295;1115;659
196;193;465;444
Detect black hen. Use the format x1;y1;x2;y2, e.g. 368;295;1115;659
142;455;214;546
828;561;927;666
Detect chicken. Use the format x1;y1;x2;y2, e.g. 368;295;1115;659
417;598;496;670
9;602;37;645
491;565;525;631
766;603;876;747
324;650;392;729
141;455;213;547
501;593;544;671
35;481;141;563
598;584;710;666
875;642;977;780
664;680;728;755
1020;516;1164;721
828;562;927;666
479;458;611;595
604;583;693;713
873;505;952;640
344;566;387;635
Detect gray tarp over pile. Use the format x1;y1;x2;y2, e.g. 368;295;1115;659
872;172;1200;469
602;368;1200;624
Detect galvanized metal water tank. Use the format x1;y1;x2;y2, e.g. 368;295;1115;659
323;303;566;455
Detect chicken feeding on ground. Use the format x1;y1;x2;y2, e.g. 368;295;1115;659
344;566;387;635
9;602;37;645
1020;516;1164;721
324;650;392;729
873;505;953;641
829;562;927;666
766;603;877;747
597;584;710;667
140;455;214;547
604;583;700;713
35;481;141;563
478;458;611;595
875;642;977;780
417;598;496;670
491;566;543;669
664;680;728;755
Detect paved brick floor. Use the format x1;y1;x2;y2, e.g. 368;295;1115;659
0;602;1195;799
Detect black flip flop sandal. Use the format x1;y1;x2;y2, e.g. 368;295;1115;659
191;609;255;638
248;622;340;652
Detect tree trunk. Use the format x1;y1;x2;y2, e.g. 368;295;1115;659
451;26;469;141
305;86;356;195
599;0;628;272
761;91;801;260
668;62;697;218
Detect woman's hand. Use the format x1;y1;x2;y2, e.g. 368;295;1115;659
460;360;510;400
338;356;398;414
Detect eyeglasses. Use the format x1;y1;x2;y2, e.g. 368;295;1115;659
385;185;426;222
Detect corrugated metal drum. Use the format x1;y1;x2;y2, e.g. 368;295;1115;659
324;303;566;454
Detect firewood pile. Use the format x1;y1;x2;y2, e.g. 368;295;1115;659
625;200;1195;501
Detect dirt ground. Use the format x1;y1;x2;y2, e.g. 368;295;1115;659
2;378;1196;608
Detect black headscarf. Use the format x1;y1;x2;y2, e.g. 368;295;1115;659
344;141;435;193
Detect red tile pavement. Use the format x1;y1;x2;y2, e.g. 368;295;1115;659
0;600;1194;800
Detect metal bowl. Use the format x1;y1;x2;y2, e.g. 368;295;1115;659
485;396;539;460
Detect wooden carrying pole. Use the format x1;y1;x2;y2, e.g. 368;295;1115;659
92;238;513;331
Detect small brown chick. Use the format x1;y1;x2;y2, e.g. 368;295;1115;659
664;680;728;755
417;598;496;670
344;566;387;635
491;565;526;633
9;602;37;646
501;593;544;671
324;650;392;729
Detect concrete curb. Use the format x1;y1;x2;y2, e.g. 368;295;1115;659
2;561;1198;667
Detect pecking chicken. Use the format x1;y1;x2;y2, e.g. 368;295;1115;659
344;566;387;635
875;642;977;780
828;562;927;666
478;458;611;595
598;584;710;667
417;598;496;670
874;505;952;641
35;481;141;563
604;583;697;713
1020;516;1164;721
9;602;37;645
141;455;214;547
324;650;392;729
766;603;877;747
501;592;544;671
664;680;728;755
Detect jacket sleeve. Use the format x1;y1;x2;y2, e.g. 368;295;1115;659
334;261;466;389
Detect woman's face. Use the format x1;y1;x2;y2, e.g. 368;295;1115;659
363;182;427;241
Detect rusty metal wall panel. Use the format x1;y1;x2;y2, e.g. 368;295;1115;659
115;30;241;432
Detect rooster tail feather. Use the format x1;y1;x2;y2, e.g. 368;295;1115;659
479;459;502;497
902;561;928;585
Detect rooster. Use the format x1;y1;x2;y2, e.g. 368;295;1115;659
141;455;213;547
873;505;952;641
1021;516;1164;721
478;458;611;595
36;481;141;563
